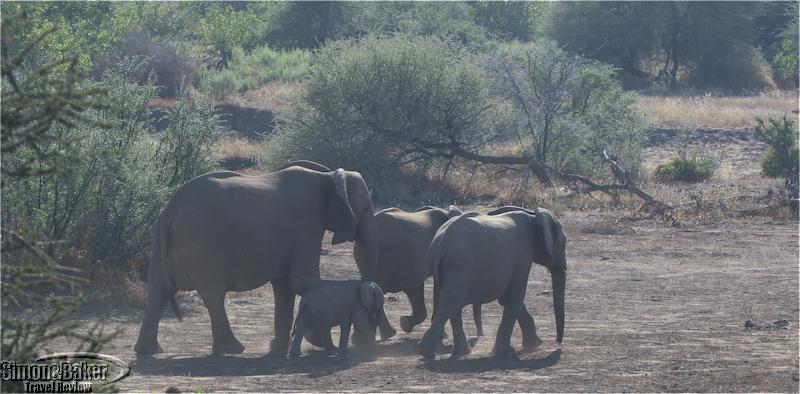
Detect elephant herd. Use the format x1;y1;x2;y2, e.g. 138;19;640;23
134;161;567;360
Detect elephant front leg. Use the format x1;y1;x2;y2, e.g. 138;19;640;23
493;291;524;360
134;285;168;354
400;285;427;333
289;309;312;359
199;290;245;355
269;278;295;357
376;309;396;340
517;304;543;350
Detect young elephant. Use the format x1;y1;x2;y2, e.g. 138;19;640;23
290;280;385;358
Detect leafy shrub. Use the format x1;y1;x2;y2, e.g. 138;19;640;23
266;36;645;200
655;130;718;183
655;157;715;182
92;29;198;97
758;117;799;178
686;44;776;94
264;34;491;189
2;61;221;268
197;3;271;67
771;14;799;88
756;116;799;205
1;11;115;380
200;45;310;99
486;41;646;179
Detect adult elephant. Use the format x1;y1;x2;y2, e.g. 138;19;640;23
368;205;464;338
133;160;378;356
417;206;566;359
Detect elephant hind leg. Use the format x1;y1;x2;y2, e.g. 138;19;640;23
417;276;467;359
449;310;470;358
377;308;397;340
400;285;427;333
199;289;244;355
472;303;483;337
134;284;171;354
269;278;295;357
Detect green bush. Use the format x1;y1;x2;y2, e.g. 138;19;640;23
655;157;715;183
200;45;310;99
654;130;718;183
2;61;222;267
756;116;799;203
1;12;115;380
92;29;198;97
486;41;646;179
686;44;776;94
264;34;491;189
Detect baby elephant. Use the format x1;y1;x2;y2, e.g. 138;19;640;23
290;280;385;358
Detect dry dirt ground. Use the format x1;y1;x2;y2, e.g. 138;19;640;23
60;128;798;392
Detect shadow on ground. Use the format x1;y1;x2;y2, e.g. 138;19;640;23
133;348;377;378
418;349;561;373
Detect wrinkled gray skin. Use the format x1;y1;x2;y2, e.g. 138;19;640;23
133;161;378;357
418;207;567;359
290;281;385;358
369;205;473;338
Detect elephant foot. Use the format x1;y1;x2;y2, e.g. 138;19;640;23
416;343;436;360
522;335;544;351
380;326;397;340
492;345;519;361
450;344;471;358
399;316;417;333
352;328;376;346
133;339;163;355
268;338;290;358
212;338;245;355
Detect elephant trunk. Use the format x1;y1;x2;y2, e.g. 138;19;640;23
551;266;566;344
354;213;378;282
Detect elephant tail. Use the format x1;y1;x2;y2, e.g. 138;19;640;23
427;233;447;320
169;293;183;322
149;205;183;322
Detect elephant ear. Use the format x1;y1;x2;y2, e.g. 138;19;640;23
446;205;463;218
533;210;556;261
533;208;567;270
359;281;377;310
277;160;332;172
359;281;384;312
487;205;538;216
332;169;357;245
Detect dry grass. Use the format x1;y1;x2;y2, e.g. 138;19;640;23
423;127;794;226
217;82;300;112
214;135;261;161
637;91;798;128
53;247;148;308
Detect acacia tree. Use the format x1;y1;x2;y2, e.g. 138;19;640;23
401;41;645;188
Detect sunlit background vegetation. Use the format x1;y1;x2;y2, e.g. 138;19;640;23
1;1;797;378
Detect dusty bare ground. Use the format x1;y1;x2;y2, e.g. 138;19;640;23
55;128;798;392
63;219;797;392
